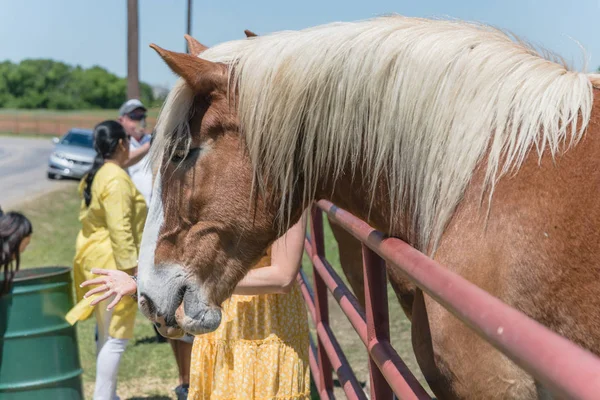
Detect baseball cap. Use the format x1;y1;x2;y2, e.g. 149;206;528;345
119;99;147;116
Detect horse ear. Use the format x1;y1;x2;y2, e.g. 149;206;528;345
150;44;223;93
590;73;600;89
244;29;257;38
184;34;208;55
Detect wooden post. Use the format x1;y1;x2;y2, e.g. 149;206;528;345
127;0;140;100
186;0;193;52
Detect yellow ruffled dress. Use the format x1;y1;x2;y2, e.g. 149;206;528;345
188;251;311;400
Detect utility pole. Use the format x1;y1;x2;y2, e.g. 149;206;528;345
186;0;193;52
127;0;140;100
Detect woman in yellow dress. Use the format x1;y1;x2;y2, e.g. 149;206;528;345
69;120;147;400
81;215;311;400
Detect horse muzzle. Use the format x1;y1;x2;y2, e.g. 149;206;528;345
138;285;222;337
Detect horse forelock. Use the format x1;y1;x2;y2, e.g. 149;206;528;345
150;79;196;173
163;15;594;253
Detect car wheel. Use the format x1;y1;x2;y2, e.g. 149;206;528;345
47;172;61;180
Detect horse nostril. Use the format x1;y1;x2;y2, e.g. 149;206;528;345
139;292;157;315
176;285;187;304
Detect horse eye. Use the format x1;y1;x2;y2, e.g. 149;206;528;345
171;149;188;163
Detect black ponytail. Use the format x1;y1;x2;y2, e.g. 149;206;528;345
84;154;105;207
84;120;128;207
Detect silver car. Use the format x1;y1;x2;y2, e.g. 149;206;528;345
47;128;96;180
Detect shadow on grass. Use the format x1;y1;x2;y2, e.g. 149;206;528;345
133;335;169;346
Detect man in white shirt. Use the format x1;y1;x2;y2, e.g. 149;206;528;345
118;99;153;205
117;100;193;399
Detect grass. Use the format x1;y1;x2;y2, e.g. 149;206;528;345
12;185;430;399
17;185;81;270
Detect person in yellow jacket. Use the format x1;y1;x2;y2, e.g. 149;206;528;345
68;120;147;400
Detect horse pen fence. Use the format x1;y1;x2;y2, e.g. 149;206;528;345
299;200;600;399
0;113;157;136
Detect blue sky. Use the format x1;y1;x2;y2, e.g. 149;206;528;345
1;0;598;88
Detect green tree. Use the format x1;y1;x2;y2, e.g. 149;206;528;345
0;61;16;107
0;59;157;110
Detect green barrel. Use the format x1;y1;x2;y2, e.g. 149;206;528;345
0;266;83;400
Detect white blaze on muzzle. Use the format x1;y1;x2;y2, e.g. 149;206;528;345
137;170;222;334
137;170;165;304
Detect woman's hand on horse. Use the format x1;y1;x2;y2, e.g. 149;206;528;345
81;268;137;310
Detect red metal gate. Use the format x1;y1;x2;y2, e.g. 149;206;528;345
298;200;600;399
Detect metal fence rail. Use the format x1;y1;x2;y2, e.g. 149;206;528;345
300;200;600;399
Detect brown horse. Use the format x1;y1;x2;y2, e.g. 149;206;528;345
138;16;600;399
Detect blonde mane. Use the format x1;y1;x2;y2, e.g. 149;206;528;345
154;15;594;253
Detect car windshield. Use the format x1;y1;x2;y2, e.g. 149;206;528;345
61;132;93;148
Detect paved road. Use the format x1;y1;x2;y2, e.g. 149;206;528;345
0;136;75;209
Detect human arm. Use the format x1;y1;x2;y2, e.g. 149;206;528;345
122;141;150;168
233;212;307;295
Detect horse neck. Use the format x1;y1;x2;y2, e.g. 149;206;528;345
315;165;419;248
313;87;600;252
